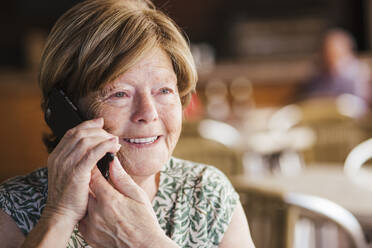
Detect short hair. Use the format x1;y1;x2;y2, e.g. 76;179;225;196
39;0;197;152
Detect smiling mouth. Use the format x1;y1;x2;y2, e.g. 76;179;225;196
123;136;160;145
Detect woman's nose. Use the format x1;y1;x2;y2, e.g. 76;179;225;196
131;94;159;123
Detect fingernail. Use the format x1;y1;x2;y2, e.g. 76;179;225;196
115;143;121;150
113;156;126;174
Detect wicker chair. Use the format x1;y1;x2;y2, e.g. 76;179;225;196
296;98;367;164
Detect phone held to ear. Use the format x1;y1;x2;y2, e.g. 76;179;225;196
45;87;113;179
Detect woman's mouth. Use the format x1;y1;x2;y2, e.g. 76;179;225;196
123;136;160;145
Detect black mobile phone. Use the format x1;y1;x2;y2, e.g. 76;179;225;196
45;87;113;179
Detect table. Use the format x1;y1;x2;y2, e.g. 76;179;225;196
231;165;372;228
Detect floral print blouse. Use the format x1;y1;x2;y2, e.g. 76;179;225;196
0;157;238;247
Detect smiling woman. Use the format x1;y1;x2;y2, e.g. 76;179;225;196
0;0;254;247
79;48;183;178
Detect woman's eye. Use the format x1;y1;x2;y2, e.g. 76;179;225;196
112;91;127;98
159;88;172;94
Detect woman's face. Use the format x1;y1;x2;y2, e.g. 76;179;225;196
79;48;182;178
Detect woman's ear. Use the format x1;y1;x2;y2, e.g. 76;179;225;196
182;93;204;121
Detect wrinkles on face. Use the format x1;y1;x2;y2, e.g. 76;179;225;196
161;98;182;153
78;48;182;180
78;93;105;120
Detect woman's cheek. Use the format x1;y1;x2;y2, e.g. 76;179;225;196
100;106;131;134
160;95;182;116
160;99;182;136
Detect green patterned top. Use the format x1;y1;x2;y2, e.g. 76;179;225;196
0;157;238;247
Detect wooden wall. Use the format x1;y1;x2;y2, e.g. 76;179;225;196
0;76;48;182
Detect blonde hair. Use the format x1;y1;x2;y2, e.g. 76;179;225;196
39;0;197;151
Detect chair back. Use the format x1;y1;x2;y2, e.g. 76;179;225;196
297;98;366;164
285;192;369;248
237;186;291;248
236;185;369;248
173;121;243;175
344;138;372;175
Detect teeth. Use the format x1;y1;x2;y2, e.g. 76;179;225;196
127;136;158;144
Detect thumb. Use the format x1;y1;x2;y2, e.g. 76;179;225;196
109;157;147;202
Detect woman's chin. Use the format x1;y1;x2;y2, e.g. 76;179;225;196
117;150;169;177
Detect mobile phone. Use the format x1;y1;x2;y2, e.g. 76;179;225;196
45;87;113;179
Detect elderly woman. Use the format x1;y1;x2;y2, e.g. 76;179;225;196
0;0;254;247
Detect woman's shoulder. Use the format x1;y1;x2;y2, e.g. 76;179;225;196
0;167;48;235
155;157;239;247
0;167;48;197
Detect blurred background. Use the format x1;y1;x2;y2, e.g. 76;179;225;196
2;0;372;247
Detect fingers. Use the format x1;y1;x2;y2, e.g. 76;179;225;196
108;157;148;203
53;118;103;152
89;167;114;202
53;118;114;157
89;157;150;205
49;117;120;174
76;137;121;175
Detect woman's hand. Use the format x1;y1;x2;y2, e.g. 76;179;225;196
45;118;121;226
78;157;178;248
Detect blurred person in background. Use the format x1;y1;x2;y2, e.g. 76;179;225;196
298;28;372;106
0;0;254;247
